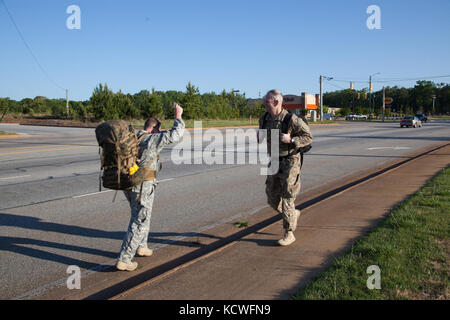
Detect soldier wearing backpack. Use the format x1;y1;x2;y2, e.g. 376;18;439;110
259;90;313;246
115;103;185;271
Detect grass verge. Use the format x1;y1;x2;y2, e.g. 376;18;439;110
0;131;16;135
293;166;450;300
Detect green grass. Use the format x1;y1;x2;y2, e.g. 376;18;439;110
293;167;450;300
234;221;249;228
0;131;16;135
429;116;450;121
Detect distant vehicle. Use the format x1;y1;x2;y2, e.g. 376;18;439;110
346;114;368;120
400;116;422;128
415;113;428;123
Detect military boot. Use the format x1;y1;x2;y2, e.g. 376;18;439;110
292;209;301;232
136;247;153;257
278;230;296;246
116;260;138;271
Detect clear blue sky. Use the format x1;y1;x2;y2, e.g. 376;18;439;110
1;0;450;101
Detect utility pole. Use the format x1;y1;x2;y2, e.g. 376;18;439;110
382;86;385;122
66;89;69;117
319;75;333;121
369;76;372;114
369;72;380;114
432;95;436;115
320;75;323;121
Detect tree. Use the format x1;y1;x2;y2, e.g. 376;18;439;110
182;82;203;119
90;83;114;120
141;90;163;118
411;81;435;114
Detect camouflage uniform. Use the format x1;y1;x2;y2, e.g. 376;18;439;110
259;109;313;231
118;119;185;263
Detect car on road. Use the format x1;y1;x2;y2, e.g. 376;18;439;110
400;116;422;128
415;113;428;123
346;114;368;120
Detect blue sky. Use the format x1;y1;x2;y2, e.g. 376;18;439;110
1;0;450;101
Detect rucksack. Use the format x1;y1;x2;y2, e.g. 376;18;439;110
261;111;312;166
95;120;153;190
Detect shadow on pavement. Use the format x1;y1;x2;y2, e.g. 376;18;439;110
0;212;222;270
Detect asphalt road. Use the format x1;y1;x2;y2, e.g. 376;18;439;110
0;120;449;299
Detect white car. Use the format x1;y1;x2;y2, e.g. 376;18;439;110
400;116;422;128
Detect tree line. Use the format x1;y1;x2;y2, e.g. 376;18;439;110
325;80;450;116
0;82;266;122
1;80;449;122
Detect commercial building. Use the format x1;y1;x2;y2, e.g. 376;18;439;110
282;92;320;120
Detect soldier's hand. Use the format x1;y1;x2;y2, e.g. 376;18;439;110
174;102;183;119
280;133;291;144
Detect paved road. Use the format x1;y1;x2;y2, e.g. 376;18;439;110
0;120;449;299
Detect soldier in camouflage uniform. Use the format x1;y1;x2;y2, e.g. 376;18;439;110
259;90;313;246
116;103;185;271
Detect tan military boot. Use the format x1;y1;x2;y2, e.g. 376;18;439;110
292;209;301;232
116;260;138;271
278;230;296;246
136;247;153;257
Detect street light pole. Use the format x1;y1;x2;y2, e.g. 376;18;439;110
320;75;323;121
382;86;385;122
66;89;69;117
432;95;436;115
369;72;380;114
319;75;333;122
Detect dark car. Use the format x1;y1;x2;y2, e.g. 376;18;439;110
415;113;428;123
400;116;422;128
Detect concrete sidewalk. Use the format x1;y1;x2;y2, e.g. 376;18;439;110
115;143;450;300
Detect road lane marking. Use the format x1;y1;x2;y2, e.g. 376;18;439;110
72;178;175;198
0;145;95;155
367;146;411;150
72;190;114;198
1;145;68;150
0;174;31;180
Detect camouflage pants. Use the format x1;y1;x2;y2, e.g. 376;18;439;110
265;154;302;231
118;182;155;263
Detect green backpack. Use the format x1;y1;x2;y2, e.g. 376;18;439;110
95;120;150;190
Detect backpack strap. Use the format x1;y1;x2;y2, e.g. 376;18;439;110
281;111;293;134
261;112;269;129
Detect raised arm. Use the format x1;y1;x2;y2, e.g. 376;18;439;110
152;103;185;152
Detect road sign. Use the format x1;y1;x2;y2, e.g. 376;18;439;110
384;97;393;104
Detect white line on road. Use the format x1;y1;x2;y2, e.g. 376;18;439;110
71;178;175;199
0;175;31;180
367;147;411;150
72;190;113;198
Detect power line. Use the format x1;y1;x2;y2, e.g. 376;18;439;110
1;0;65;92
327;74;450;84
373;75;450;83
